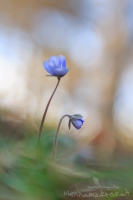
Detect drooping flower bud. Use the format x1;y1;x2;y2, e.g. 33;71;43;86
68;114;85;130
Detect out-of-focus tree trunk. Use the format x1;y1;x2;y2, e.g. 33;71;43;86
92;0;130;161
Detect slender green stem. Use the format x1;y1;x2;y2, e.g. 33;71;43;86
52;114;71;160
36;77;61;161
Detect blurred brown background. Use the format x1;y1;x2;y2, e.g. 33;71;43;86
0;0;133;160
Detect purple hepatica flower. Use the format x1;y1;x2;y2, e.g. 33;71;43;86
43;55;69;77
69;114;85;130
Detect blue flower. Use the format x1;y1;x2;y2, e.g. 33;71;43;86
68;114;85;130
43;55;69;77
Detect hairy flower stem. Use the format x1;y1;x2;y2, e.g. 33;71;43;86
36;77;61;161
52;114;70;160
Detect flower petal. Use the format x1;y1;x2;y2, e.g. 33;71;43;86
43;61;54;75
58;55;66;68
50;56;60;67
71;119;84;130
53;67;68;77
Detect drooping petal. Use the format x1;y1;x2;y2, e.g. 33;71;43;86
58;55;66;68
43;61;54;75
50;56;60;67
68;119;71;130
71;119;84;130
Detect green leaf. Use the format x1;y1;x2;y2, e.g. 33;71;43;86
71;114;83;119
46;75;56;77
